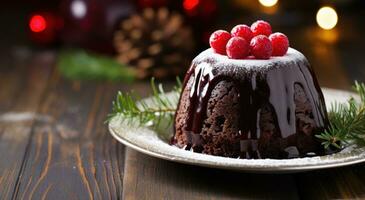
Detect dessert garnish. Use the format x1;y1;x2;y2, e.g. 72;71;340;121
226;37;250;59
251;20;272;36
208;30;232;55
269;33;289;56
316;82;365;149
107;78;182;128
231;24;253;42
250;35;272;59
209;20;288;59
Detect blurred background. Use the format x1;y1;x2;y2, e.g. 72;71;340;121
1;0;365;87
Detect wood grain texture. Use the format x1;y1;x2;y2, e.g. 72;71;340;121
11;77;126;200
123;149;300;200
0;53;54;199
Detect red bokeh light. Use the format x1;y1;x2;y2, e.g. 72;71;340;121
183;0;200;10
29;15;47;33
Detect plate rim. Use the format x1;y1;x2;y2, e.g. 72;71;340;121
108;88;365;173
109;125;365;172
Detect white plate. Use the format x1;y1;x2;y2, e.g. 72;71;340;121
108;88;365;173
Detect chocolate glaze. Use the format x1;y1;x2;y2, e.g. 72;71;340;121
172;48;329;159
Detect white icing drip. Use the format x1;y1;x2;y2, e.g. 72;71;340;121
266;66;294;137
297;63;325;126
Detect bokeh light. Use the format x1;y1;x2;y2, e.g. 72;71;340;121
183;0;200;11
316;6;338;30
71;0;87;19
258;0;278;7
29;15;47;33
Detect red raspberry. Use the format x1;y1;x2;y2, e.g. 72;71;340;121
251;20;272;36
269;32;289;56
209;30;232;55
231;24;253;43
226;37;249;59
250;35;272;59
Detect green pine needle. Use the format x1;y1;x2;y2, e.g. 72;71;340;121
316;81;365;149
57;49;136;81
107;77;182;129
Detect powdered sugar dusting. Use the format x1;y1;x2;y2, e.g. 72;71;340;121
193;48;307;71
109;89;365;172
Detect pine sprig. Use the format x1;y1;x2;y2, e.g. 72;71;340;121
316;81;365;149
107;77;182;129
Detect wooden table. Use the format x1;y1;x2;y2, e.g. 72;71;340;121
1;39;365;199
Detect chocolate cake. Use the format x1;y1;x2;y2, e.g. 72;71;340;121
171;48;329;159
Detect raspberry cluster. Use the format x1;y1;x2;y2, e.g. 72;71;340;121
209;20;289;59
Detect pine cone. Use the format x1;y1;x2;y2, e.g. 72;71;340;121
114;8;195;79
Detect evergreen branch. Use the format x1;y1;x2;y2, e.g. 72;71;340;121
316;81;365;149
107;77;182;129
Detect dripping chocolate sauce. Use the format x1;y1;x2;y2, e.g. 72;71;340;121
172;57;329;159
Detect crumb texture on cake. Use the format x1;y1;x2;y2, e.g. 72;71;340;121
172;48;328;159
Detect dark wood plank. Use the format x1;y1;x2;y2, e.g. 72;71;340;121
123;149;300;200
0;53;54;199
296;164;365;199
12;76;126;199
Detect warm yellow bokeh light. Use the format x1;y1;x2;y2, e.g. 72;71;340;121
258;0;278;7
316;6;338;30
